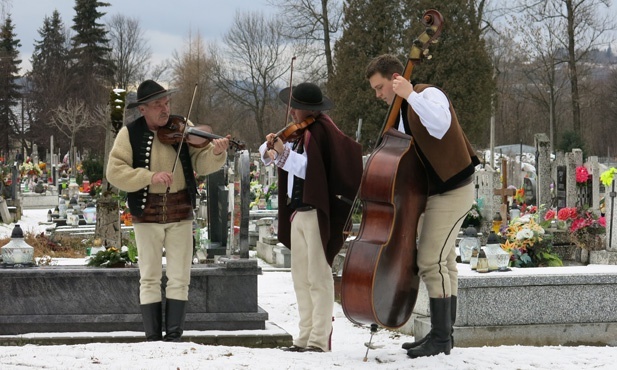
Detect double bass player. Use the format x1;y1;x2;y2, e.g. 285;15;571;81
366;54;479;358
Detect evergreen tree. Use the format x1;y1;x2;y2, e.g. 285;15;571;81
327;0;407;149
69;0;114;106
29;10;71;151
328;0;494;149
0;15;22;156
408;0;494;147
69;0;114;156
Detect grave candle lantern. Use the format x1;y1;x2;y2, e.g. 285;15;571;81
458;226;480;263
1;225;34;267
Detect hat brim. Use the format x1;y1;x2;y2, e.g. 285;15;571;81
126;89;177;109
278;87;334;111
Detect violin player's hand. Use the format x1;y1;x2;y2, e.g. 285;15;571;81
265;133;284;161
152;171;173;187
212;136;230;155
392;74;413;99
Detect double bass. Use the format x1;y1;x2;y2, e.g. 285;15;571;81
341;10;444;329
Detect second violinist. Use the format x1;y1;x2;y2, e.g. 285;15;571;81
260;82;363;352
107;79;229;342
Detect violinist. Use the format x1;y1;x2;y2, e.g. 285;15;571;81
107;79;229;342
260;82;363;353
366;54;479;358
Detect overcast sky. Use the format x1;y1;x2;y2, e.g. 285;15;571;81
6;0;274;74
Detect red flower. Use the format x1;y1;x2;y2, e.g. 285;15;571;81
557;208;571;221
544;209;556;220
576;166;589;183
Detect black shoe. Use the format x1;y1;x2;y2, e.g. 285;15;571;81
300;346;324;353
407;297;452;358
281;345;304;352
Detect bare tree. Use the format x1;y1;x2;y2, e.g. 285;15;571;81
49;99;96;174
267;0;342;81
107;14;151;90
210;11;291;143
520;0;615;137
170;29;216;124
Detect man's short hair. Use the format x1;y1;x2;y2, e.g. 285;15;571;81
365;54;404;80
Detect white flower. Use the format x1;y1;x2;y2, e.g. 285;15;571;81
516;228;534;240
121;246;129;252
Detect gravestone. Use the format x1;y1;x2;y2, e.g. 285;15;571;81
556;165;567;209
207;168;228;257
565;149;583;208
534;133;552;212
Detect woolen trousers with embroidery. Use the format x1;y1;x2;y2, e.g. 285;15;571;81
290;209;333;352
133;220;193;304
417;182;474;298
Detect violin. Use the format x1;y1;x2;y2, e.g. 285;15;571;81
158;115;245;150
269;116;316;148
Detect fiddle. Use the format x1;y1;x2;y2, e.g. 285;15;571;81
268;116;316;149
158;115;245;150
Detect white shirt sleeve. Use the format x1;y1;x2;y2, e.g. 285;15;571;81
259;141;307;199
406;87;451;139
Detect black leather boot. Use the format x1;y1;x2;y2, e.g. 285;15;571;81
164;299;187;342
402;296;457;350
140;302;163;341
406;297;452;358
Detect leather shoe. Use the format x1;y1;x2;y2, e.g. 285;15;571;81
300;346;324;353
281;345;304;352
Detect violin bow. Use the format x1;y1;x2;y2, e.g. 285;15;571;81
269;56;296;150
167;83;198;193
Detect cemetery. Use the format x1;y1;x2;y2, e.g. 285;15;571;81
1;132;617;348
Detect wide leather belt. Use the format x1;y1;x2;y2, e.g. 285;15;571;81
132;189;194;224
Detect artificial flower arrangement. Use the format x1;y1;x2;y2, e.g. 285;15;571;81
545;206;606;251
19;159;43;177
500;214;563;267
249;181;277;209
86;234;138;268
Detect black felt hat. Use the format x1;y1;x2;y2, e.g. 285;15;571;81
278;82;334;111
126;80;177;109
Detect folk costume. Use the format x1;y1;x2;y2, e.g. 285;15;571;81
397;84;479;358
259;83;363;352
107;80;227;342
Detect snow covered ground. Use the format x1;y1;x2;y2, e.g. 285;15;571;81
0;209;615;369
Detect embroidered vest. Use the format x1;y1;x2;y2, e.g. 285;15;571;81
126;117;198;216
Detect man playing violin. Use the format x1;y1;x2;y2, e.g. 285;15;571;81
366;54;479;359
260;82;363;353
107;79;229;342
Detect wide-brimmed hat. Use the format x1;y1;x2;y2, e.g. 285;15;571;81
126;80;177;109
278;82;334;111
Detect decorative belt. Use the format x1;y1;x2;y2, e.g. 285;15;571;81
132;189;194;224
295;206;314;212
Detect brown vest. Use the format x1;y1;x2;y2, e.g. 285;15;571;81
406;84;479;193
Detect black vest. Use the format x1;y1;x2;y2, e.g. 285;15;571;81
126;117;198;216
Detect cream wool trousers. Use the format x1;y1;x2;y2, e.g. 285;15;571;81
290;209;334;352
133;220;194;304
417;182;474;298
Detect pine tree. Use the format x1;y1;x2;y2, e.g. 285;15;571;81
0;15;22;156
69;0;114;106
29;10;71;149
327;0;494;149
327;0;408;149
